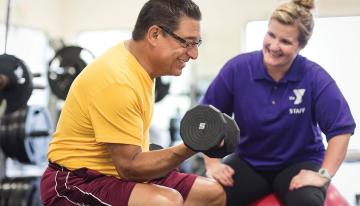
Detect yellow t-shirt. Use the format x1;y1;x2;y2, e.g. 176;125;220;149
48;42;154;178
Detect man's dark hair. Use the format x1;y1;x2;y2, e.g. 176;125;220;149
132;0;201;40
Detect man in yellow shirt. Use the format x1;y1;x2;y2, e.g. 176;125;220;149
40;0;226;205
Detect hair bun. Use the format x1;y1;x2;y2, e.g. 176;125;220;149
293;0;315;10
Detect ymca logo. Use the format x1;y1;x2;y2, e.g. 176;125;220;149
289;89;306;105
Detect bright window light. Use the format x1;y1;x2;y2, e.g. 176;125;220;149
76;29;132;57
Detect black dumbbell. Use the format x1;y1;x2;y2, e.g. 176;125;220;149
180;105;240;158
204;113;240;158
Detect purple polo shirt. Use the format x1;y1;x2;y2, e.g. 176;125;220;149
201;51;356;170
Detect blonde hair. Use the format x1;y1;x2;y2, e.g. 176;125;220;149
271;0;315;46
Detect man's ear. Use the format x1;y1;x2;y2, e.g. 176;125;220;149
152;32;158;39
147;25;161;46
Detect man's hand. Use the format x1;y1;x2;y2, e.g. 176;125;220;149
289;169;330;191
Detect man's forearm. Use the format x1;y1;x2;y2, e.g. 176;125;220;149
118;144;195;182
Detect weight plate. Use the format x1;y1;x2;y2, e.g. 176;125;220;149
0;54;33;114
155;77;170;103
180;105;226;152
48;46;94;100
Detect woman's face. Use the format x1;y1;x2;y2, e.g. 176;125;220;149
263;19;303;71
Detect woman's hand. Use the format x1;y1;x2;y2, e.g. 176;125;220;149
205;158;235;187
289;169;329;190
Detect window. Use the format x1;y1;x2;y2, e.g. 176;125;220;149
76;29;132;57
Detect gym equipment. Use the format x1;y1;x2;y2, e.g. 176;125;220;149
155;77;170;103
149;143;164;151
0;0;45;115
0;55;33;115
0;2;44;205
0;176;41;206
325;184;350;206
223;113;240;155
0;105;53;165
47;47;171;102
204;113;240;158
48;46;94;100
169;108;182;145
249;193;282;206
180;105;240;158
249;184;349;206
0;0;34;115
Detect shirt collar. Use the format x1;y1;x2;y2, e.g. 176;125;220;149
252;50;304;83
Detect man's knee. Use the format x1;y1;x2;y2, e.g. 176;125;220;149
149;188;184;206
130;184;184;206
186;177;225;206
159;188;184;206
205;181;226;205
284;187;325;206
150;187;183;206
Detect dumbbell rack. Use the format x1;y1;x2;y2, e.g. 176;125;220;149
0;106;47;206
1;102;7;180
0;1;49;204
0;0;10;179
0;149;5;180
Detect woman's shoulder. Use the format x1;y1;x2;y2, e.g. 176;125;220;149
223;50;261;70
299;55;335;84
300;56;329;76
229;50;261;62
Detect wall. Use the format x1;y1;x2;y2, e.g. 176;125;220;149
197;0;360;78
1;0;360;203
0;0;63;38
1;0;360;79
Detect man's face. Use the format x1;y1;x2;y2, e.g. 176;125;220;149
155;16;201;76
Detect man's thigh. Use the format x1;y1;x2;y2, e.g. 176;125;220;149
149;169;197;200
41;164;196;206
128;170;197;206
128;183;184;206
184;175;225;206
40;165;136;206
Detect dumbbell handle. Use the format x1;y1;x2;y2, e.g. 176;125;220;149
29;130;50;137
33;85;46;90
32;73;42;78
0;74;10;90
32;73;46;90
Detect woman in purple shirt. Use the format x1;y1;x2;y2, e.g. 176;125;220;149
201;0;356;205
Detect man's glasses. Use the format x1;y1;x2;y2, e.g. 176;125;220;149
158;25;202;49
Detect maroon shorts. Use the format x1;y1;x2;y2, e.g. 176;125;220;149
40;162;197;206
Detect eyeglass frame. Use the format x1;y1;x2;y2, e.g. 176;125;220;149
158;25;202;49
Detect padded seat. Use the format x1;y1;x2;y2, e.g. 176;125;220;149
249;184;349;206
